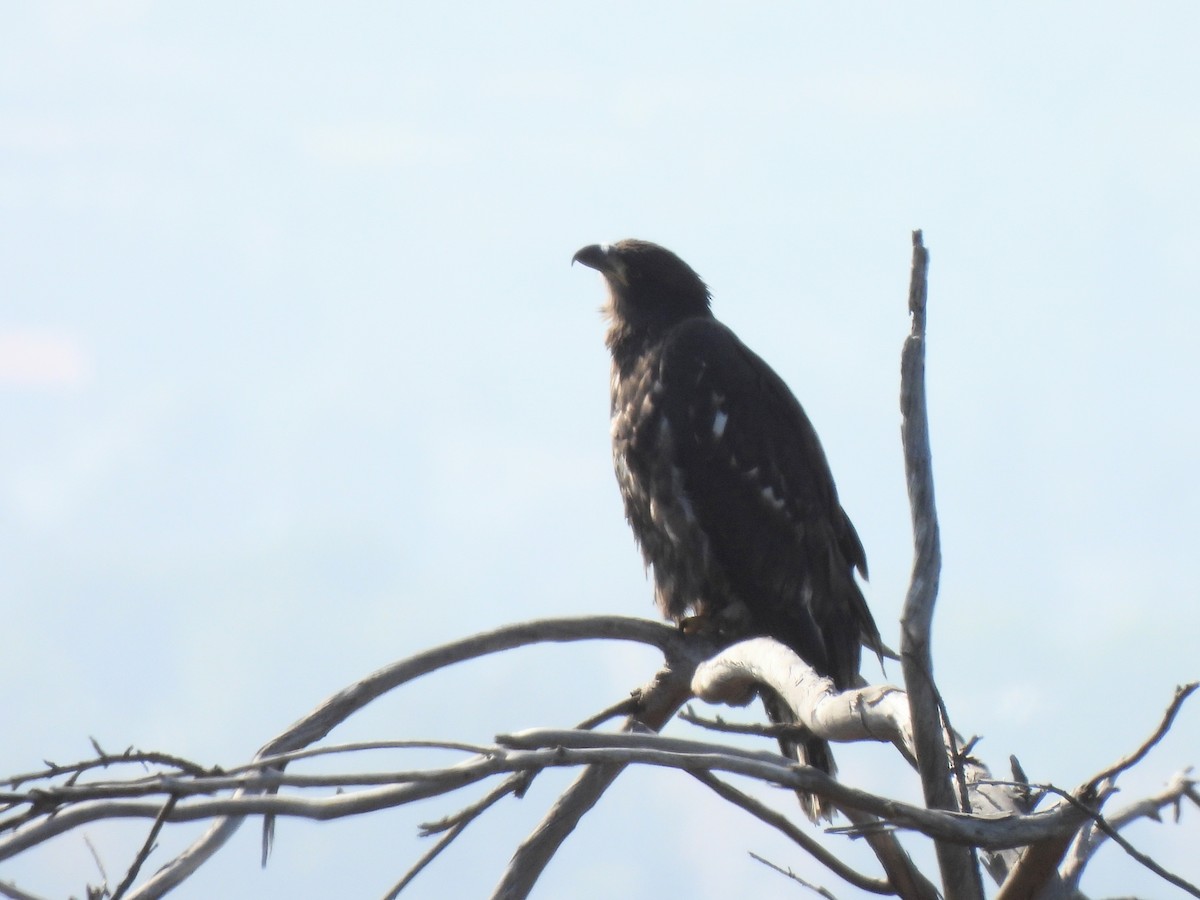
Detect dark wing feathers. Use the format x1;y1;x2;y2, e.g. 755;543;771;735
657;318;878;688
583;238;879;821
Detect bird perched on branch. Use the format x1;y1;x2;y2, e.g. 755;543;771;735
574;239;881;821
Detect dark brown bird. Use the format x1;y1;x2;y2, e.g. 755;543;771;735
574;239;881;820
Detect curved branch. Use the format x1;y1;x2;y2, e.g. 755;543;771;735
1084;682;1198;793
3;621;1189;898
692;637;914;757
123;615;690;900
690;636;1032;897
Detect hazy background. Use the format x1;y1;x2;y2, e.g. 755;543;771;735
2;2;1198;897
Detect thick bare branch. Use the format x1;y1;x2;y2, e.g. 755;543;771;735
0;880;52;900
993;825;1079;900
691;635;1045;895
692;637;913;756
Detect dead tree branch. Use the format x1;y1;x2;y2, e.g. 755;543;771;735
689;770;894;895
0;880;50;900
494;730;1087;849
899;229;983;899
0;616;690;900
1008;780;1200;899
490;660;698;899
1059;767;1199;892
3;236;1195;900
9;670;1189;898
1085;682;1198;794
692;637;914;759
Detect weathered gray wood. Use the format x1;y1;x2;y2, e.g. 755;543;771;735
899;230;984;900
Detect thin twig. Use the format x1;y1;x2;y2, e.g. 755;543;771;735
418;696;639;839
83;833;108;886
5;764;515;803
749;851;841;899
420;775;528;837
689;771;892;895
227;739;497;776
111;796;177;900
1035;783;1200;899
933;691;971;816
1061;769;1199;887
1085;682;1198;792
575;695;643;731
382;818;470;900
679;706;808;740
6;750;214;791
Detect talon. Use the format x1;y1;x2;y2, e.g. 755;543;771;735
679;614;715;636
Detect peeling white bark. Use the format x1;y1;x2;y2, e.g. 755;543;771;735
691;637;914;754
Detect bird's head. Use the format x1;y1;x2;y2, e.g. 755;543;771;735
573;240;712;334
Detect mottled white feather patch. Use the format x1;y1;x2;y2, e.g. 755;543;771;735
761;485;786;511
712;409;728;439
670;465;696;523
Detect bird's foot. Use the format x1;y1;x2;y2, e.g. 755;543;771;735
678;614;718;637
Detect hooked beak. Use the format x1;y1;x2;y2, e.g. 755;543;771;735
572;243;608;271
572;243;626;285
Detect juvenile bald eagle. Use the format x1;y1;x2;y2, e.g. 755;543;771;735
574;239;881;820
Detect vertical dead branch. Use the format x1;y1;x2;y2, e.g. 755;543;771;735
899;230;983;899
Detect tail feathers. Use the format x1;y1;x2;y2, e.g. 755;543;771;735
763;693;836;822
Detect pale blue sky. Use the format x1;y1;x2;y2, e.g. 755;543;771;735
2;3;1198;898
